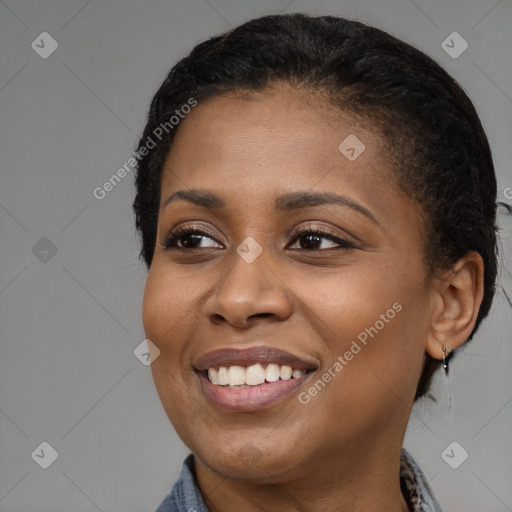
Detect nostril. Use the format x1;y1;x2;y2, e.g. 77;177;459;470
208;313;226;326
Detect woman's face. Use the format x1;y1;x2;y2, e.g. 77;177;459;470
143;85;435;480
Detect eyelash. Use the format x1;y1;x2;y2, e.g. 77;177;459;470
161;225;356;251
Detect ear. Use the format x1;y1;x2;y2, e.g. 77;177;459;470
425;251;485;361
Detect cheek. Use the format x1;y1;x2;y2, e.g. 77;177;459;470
291;265;399;340
300;266;429;400
142;266;200;432
141;264;199;401
142;264;191;343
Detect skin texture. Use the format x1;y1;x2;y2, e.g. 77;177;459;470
142;84;484;512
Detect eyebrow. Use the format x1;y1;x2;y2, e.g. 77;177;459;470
162;189;378;225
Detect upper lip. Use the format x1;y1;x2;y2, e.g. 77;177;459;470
194;346;318;371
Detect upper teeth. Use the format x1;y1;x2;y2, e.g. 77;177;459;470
208;364;306;386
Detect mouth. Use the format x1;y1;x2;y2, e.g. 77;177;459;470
194;346;318;411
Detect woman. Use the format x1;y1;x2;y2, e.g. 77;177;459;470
133;13;497;512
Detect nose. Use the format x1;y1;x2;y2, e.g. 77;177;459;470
203;249;293;328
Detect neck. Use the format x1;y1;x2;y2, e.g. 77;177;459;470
194;441;411;512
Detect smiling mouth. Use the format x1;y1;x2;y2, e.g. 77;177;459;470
193;346;318;411
205;363;315;388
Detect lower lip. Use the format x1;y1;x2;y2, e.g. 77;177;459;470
197;371;314;412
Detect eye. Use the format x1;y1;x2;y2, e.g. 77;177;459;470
162;227;223;250
287;226;356;251
161;225;356;252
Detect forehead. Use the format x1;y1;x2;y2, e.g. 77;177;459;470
160;86;390;203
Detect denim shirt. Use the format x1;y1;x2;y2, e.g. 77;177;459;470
155;448;442;512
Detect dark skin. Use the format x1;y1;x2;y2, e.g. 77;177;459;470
142;83;484;511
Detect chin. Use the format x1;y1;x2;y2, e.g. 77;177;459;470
193;439;309;483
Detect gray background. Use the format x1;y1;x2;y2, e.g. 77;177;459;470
0;0;511;510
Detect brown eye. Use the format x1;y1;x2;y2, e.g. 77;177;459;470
162;228;223;250
287;228;356;251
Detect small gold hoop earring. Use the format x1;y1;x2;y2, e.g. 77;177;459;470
442;345;452;372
